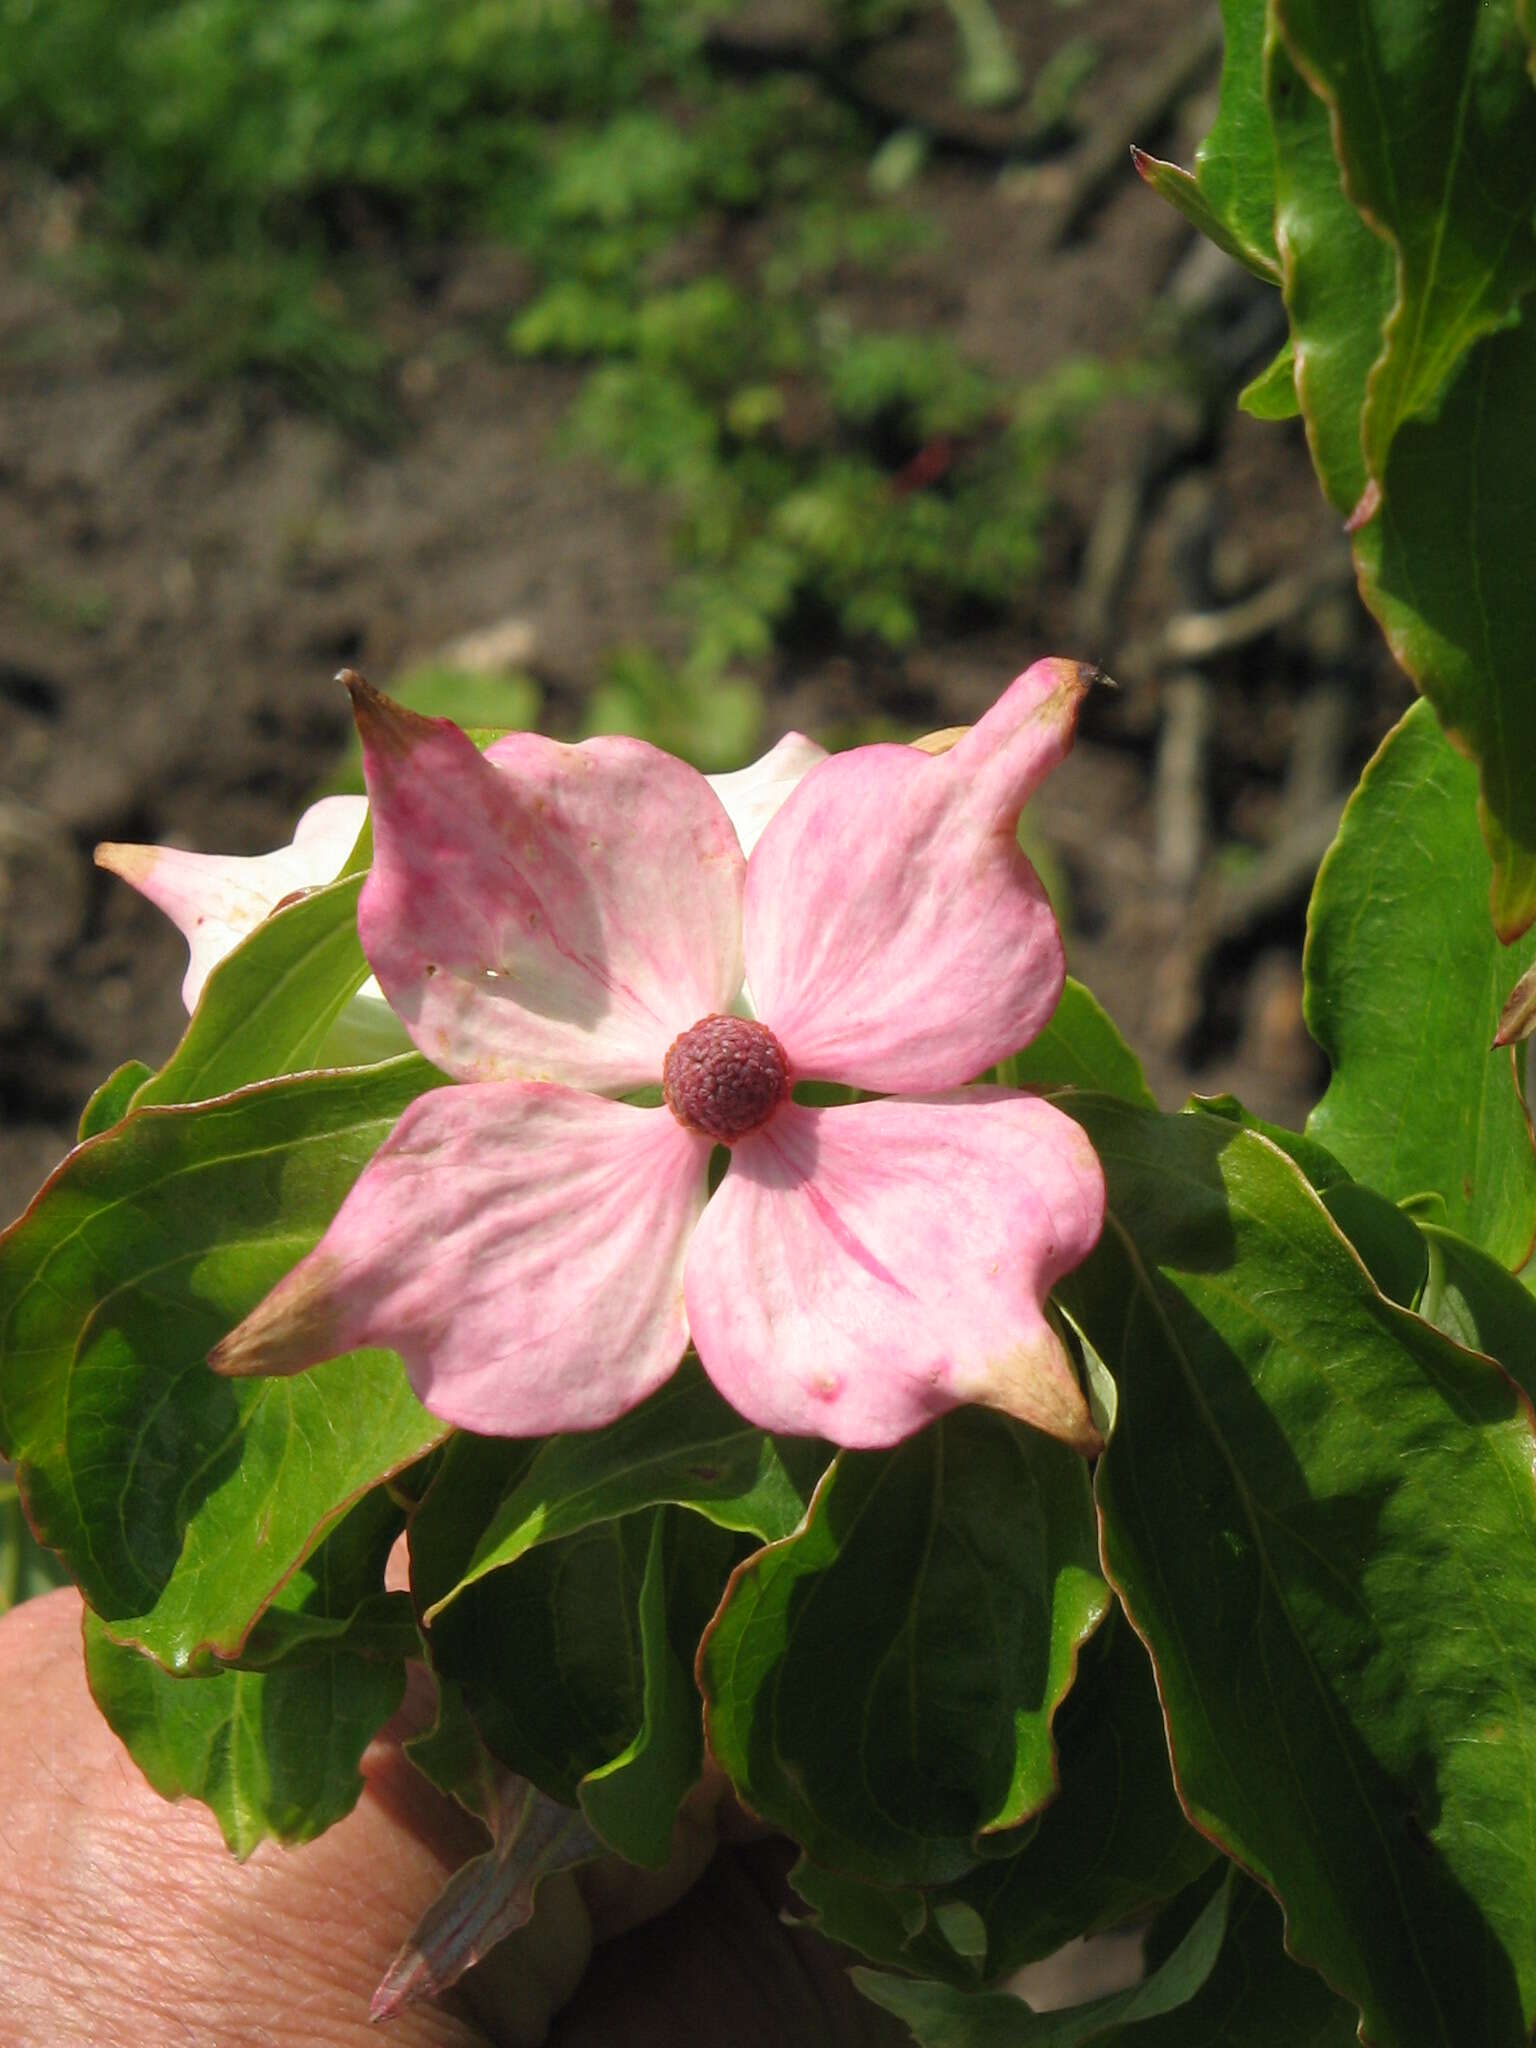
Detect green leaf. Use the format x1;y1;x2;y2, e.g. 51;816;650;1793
1416;1219;1536;1410
233;1483;420;1672
0;1057;450;1667
1064;1094;1536;2048
1185;1093;1348;1188
1236;337;1299;419
130;871;369;1109
1304;699;1536;1266
854;1865;1233;2047
997;978;1156;1107
1134;0;1281;282
78;1059;155;1139
1187;1096;1428;1306
941;1604;1215;1973
1274;0;1536;481
699;1409;1110;1887
1267;31;1396;518
1124;1872;1358;2045
404;1666;506;1827
1353;319;1536;940
424;1359;825;1621
82;1490;411;1856
793;1605;1214;1986
1318;1180;1428;1309
578;1508;730;1866
856;1869;1357;2045
424;1506;657;1806
411;1439;730;1827
1268;18;1536;935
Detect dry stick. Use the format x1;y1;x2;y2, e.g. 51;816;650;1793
1051;6;1223;242
1144;475;1218;1050
1208;618;1356;945
1154;672;1215;896
1072;399;1207;652
1117;555;1356;676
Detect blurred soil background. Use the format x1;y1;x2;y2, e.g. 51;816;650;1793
0;0;1408;1221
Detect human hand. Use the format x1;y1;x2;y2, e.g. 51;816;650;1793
0;1589;905;2047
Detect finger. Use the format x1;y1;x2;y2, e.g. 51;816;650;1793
0;1589;535;2047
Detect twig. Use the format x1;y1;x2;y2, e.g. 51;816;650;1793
1117;557;1355;676
1153;672;1213;896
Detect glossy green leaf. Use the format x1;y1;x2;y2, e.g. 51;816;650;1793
1417;1219;1536;1409
232;1483;418;1672
1304;699;1536;1266
77;1059;155;1140
82;1491;411;1856
793;1605;1213;1987
405;1665;506;1827
1318;1180;1428;1309
410;1443;726;1828
424;1358;825;1621
1274;0;1536;481
0;1057;450;1667
1267;33;1395;519
997;978;1156;1108
130;871;369;1109
1268;19;1536;936
854;1867;1232;2047
578;1508;732;1866
1064;1094;1536;2048
409;1433;741;1867
1185;1093;1347;1189
1119;1872;1357;2046
856;1867;1357;2046
1236;337;1298;419
699;1410;1110;1887
1135;0;1280;282
1132;150;1277;284
1353;319;1536;940
1188;1097;1428;1306
425;1506;655;1805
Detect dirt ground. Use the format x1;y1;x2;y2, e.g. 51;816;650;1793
0;0;1408;1225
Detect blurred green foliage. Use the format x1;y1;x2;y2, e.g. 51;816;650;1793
0;0;1131;754
1;1475;72;1614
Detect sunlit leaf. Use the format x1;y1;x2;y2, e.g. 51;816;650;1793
0;1058;449;1668
82;1490;411;1856
1304;700;1536;1267
699;1410;1110;1887
1064;1095;1536;2048
130;871;369;1108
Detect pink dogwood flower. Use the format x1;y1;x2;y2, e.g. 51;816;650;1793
210;664;1107;1453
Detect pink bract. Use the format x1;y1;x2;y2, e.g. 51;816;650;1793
212;665;1108;1454
97;795;368;1011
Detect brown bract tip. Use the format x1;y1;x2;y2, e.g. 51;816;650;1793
340;669;437;760
94;841;156;883
207;1259;339;1381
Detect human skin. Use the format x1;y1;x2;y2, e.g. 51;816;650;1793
0;1590;905;2048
